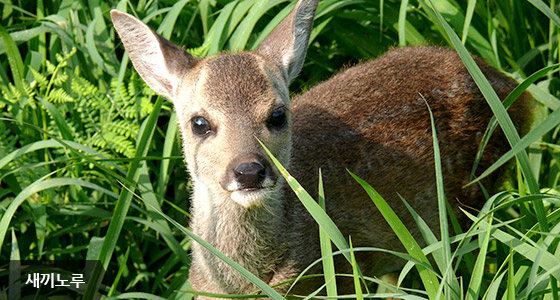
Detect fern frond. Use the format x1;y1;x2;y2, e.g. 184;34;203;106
29;66;48;91
46;60;56;75
127;72;142;96
121;105;138;119
47;88;74;103
1;83;32;111
55;52;65;64
140;97;154;118
188;44;209;57
90;134;108;149
91;131;136;158
2;86;16;106
8;83;22;102
105;120;139;139
111;77;133;107
52;72;69;86
72;75;99;97
73;76;110;114
23;81;36;98
108;133;136;158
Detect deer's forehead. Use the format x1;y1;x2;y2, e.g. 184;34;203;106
195;53;278;110
175;52;290;124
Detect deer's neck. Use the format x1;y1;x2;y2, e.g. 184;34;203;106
190;179;288;292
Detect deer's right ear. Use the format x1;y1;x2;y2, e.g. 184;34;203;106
255;0;318;83
111;10;198;101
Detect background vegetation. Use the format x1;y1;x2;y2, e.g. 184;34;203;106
0;0;559;299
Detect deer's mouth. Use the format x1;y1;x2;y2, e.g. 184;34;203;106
240;187;262;192
229;185;277;208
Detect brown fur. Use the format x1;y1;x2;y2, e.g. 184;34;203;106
286;46;531;292
111;1;531;297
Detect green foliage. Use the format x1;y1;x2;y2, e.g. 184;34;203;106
0;0;559;299
2;46;153;160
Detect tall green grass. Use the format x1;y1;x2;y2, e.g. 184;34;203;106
0;0;559;299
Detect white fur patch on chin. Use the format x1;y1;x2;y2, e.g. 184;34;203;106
230;189;273;208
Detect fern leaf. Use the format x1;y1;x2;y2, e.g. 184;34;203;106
105;120;139;139
3;83;25;107
52;72;69;86
72;76;99;97
140;97;154;118
93;131;136;158
23;81;36;98
111;77;133;107
109;134;136;158
29;66;48;91
90;134;108;149
46;60;56;75
47;88;74;103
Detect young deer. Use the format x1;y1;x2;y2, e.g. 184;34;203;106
111;0;530;296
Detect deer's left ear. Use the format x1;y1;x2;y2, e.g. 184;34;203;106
111;10;199;101
255;0;318;83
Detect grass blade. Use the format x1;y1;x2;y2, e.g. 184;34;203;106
259;140;351;260
462;0;476;44
527;0;560;28
84;95;163;299
158;0;192;39
0;137;124;174
0;25;50;55
105;292;167;300
37;97;75;141
249;1;295;50
85;237;105;261
204;0;240;54
469;64;558;179
86;15;116;76
471;216;560;279
199;0;211;36
108;247;130;297
318;169;338;297
506;248;515;300
229;0;267;50
138;162;190;265
29;203;46;259
0;178;118;255
470;103;560;186
0;25;25;93
348;172;440;299
157;112;178;198
349;238;363;300
420;96;455;299
426;0;537;191
398;0;409;46
483;270;507;300
259;140;370;291
399;194;462;296
9;230;21;300
465;214;492;300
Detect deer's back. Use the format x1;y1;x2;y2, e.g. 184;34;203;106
288;46;529;278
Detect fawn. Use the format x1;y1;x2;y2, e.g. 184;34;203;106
111;0;530;296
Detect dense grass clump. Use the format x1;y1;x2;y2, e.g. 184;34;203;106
0;0;559;299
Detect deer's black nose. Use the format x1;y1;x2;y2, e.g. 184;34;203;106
234;162;266;189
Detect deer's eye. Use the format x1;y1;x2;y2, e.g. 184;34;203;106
267;108;287;130
191;116;211;136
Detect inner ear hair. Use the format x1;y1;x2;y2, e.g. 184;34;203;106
111;10;198;100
